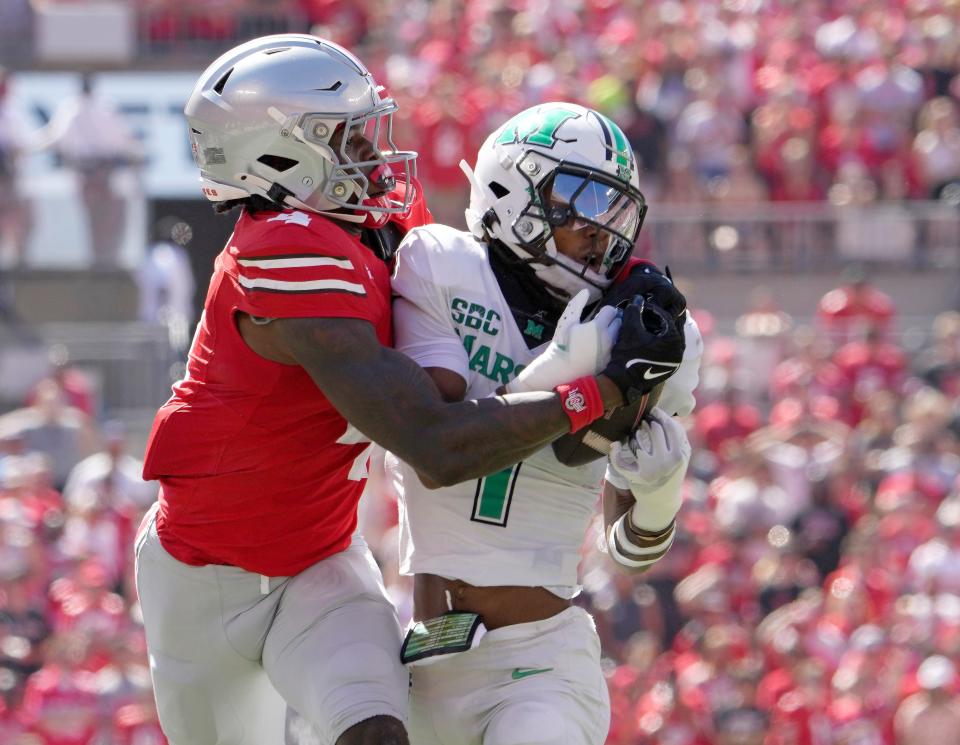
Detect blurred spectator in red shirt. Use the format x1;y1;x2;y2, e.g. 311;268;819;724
407;75;480;226
26;345;97;419
694;387;763;460
771;327;845;400
300;0;368;47
112;698;167;745
832;325;905;424
17;631;101;745
816;266;895;343
856;54;924;171
769;138;825;203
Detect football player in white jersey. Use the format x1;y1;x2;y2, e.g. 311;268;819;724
385;102;703;745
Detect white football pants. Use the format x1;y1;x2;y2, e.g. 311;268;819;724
409;606;610;745
134;504;408;745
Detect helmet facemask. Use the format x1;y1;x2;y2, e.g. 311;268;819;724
292;100;416;227
509;152;647;302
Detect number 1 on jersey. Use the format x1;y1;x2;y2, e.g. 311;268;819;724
471;463;522;527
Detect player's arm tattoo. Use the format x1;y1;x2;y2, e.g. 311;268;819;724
271;316;572;487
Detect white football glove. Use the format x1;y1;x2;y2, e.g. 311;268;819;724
606;408;691;531
506;289;621;394
657;313;702;417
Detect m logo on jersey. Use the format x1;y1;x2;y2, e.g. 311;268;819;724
523;319;545;341
495;108;580;149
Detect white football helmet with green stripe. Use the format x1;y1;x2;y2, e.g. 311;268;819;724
462;102;647;302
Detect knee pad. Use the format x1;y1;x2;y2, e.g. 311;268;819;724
326;641;404;688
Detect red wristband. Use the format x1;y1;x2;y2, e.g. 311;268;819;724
554;376;605;433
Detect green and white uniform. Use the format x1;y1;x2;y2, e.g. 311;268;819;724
386;223;610;745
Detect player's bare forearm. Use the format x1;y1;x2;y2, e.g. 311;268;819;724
274;316;574;486
602;480;634;536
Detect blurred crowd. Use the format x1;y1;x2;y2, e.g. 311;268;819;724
142;0;960;223
361;0;960;224
0;358;163;743
5;1;960;236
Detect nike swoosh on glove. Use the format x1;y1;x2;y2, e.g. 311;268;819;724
602;297;685;405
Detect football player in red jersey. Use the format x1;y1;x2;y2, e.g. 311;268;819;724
135;35;676;745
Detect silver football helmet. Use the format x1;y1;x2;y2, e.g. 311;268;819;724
185;34;416;226
462;102;646;302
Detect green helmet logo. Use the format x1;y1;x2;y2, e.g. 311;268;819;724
495;108;580;149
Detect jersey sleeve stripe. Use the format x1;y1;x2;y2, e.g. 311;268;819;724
238;275;367;295
237;255;354;270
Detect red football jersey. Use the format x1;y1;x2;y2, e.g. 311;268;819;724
143;207;404;576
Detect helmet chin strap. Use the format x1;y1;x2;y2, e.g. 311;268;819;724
239;170;375;224
526;237;610;304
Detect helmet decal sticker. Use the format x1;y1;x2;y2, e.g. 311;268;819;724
495;108;581;149
594;113;634;181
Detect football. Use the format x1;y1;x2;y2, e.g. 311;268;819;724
552;381;663;467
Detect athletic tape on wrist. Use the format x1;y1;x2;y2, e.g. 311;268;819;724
554;376;604;433
607;513;676;569
628;462;687;532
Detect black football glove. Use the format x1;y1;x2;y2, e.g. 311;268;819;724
603;297;685;405
602;263;686;322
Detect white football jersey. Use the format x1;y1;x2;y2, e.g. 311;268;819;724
386;224;605;595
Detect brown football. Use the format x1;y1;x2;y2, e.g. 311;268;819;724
552;382;664;467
